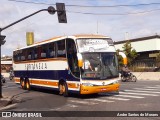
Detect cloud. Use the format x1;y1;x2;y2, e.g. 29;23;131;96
1;0;160;55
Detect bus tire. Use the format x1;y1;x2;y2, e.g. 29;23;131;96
20;78;25;90
25;79;31;91
59;82;68;97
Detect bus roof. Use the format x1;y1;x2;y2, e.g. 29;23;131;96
13;34;110;51
73;34;108;38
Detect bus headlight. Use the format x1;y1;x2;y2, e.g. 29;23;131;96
82;83;93;86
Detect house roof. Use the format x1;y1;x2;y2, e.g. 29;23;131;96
114;35;160;44
114;35;160;52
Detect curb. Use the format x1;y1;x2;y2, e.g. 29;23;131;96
0;96;21;111
0;103;18;111
0;97;12;111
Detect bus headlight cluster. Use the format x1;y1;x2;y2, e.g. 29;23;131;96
82;83;93;86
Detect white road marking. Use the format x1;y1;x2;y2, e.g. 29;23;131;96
115;94;144;99
3;86;18;89
65;104;78;108
145;86;160;89
134;88;160;91
120;92;159;96
124;89;160;94
107;97;130;101
87;98;114;103
69;100;98;105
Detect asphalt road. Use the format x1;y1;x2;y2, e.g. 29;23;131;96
1;78;160;120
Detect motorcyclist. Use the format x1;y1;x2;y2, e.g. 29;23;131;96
121;64;131;78
9;70;14;80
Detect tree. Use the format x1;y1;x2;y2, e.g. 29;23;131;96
156;52;160;68
117;41;138;66
116;49;123;66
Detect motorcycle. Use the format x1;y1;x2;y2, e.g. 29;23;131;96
9;71;14;81
120;71;137;82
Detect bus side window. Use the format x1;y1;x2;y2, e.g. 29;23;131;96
21;49;26;61
34;47;38;60
13;51;17;62
28;51;32;60
27;48;34;60
21;56;25;61
37;46;41;59
57;40;66;57
18;50;22;61
49;43;55;58
41;44;47;59
14;51;20;62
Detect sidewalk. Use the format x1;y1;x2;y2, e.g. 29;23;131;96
132;72;160;80
0;96;12;109
0;95;18;111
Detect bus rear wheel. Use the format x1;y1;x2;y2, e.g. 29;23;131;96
59;82;68;97
25;79;31;90
20;78;25;90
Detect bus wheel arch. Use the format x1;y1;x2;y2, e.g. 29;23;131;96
58;79;68;97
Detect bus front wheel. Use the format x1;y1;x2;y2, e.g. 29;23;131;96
59;82;68;97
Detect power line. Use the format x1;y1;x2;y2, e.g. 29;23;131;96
8;0;55;5
67;8;160;15
7;0;160;16
8;0;160;8
66;3;160;8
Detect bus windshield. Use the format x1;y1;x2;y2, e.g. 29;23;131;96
81;53;119;80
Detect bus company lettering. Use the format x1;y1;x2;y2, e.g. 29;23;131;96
25;62;47;70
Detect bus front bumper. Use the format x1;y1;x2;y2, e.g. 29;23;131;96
80;83;120;94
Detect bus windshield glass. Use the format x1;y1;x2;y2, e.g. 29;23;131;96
81;53;119;80
77;38;113;52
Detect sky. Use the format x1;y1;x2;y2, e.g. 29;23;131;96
1;0;160;56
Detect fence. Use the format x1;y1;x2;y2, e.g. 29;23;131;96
130;59;160;72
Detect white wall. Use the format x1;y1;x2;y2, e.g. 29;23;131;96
115;38;160;52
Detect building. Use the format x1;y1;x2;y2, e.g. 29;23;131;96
1;56;13;77
114;35;160;69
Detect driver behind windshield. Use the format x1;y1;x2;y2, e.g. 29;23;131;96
82;59;94;71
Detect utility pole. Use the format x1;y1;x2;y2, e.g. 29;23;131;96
0;3;67;98
0;30;7;98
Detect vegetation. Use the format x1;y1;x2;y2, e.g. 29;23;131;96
155;52;160;70
117;41;138;67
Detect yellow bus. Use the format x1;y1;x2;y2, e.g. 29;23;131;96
13;34;120;96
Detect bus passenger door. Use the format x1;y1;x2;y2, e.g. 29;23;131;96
66;39;80;78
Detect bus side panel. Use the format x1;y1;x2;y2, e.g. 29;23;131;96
13;60;81;93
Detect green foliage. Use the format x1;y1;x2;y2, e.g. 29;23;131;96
156;52;160;67
117;41;138;67
116;49;123;66
156;52;160;62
